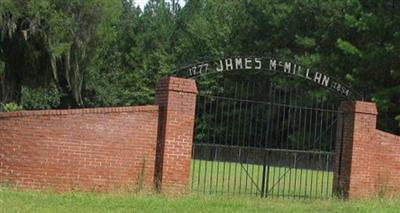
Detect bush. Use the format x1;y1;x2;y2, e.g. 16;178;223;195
0;102;23;112
21;85;62;110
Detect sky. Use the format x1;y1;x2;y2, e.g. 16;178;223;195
135;0;185;10
135;0;150;9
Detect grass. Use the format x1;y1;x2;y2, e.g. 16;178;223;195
1;187;400;213
0;160;395;212
191;160;333;198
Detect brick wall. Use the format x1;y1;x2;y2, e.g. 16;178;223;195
334;101;400;198
155;77;198;194
0;77;198;194
375;130;400;195
1;79;400;198
0;106;159;192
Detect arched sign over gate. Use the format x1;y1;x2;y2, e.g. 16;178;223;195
173;56;361;100
176;56;355;199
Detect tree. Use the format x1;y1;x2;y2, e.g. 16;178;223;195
0;0;121;107
1;0;399;133
88;0;178;106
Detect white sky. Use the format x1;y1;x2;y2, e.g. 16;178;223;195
135;0;149;9
135;0;184;10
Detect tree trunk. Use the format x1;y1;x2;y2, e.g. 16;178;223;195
1;30;24;104
1;63;22;104
58;77;80;109
56;57;81;109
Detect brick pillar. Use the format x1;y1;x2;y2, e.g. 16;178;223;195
333;101;378;198
155;77;198;194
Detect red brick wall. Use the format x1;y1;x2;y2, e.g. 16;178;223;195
0;106;159;192
375;130;400;195
0;77;198;194
2;80;400;198
334;101;400;198
155;77;198;194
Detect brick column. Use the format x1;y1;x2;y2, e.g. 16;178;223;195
155;77;198;194
333;101;378;198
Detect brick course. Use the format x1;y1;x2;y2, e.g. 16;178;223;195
375;130;400;195
2;78;399;199
155;77;198;194
334;101;400;198
0;106;159;192
0;77;198;194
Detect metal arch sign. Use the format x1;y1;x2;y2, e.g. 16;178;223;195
173;56;361;100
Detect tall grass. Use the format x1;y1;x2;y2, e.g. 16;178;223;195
1;187;400;213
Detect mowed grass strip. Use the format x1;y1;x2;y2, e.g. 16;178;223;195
1;187;400;213
191;160;333;198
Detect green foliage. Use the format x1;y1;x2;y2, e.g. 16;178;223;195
295;36;316;49
2;187;400;212
0;0;122;106
0;61;4;76
336;39;363;57
396;115;400;128
0;0;399;133
21;85;62;110
0;102;23;112
86;0;175;107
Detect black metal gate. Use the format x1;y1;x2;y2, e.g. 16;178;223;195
190;78;344;199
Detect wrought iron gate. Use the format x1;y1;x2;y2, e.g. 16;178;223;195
190;79;344;199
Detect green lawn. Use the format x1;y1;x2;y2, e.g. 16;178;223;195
191;160;333;198
1;187;400;213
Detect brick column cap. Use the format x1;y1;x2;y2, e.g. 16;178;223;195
156;77;198;94
340;101;378;115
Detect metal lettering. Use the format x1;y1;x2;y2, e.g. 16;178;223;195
344;89;350;97
270;60;277;70
225;59;234;71
305;69;313;80
336;83;342;91
278;61;284;69
314;72;323;84
284;62;291;73
235;58;243;70
245;58;252;69
182;57;355;100
321;75;330;87
191;66;197;76
296;65;304;77
255;58;262;70
216;60;224;72
292;64;297;75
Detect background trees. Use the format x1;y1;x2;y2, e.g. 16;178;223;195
0;0;399;133
0;0;122;108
